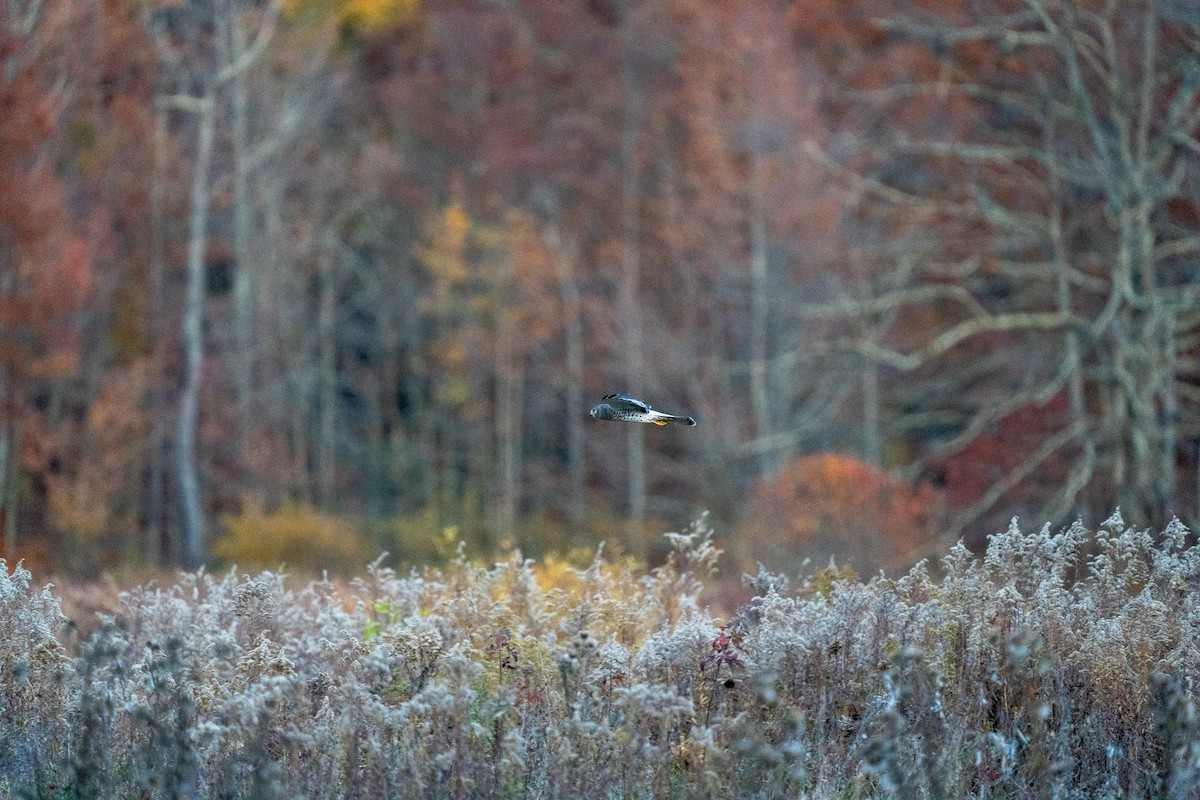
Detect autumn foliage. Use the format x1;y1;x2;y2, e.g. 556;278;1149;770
741;454;940;576
1;0;1199;576
214;502;369;573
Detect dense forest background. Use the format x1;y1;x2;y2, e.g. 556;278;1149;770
2;0;1199;577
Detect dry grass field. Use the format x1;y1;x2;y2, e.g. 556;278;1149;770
2;513;1198;799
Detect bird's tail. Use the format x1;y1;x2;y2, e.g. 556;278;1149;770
652;413;697;427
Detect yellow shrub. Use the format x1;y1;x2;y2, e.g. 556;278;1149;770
215;502;371;573
283;0;419;34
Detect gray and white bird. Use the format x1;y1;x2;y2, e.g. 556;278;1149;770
588;394;696;427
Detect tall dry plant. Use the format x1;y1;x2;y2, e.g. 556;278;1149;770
1;511;1199;798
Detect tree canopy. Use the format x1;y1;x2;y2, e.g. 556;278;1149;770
1;0;1197;575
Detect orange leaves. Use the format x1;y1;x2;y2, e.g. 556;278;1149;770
740;453;941;575
0;229;93;389
0;17;95;392
44;361;153;545
24;235;93;324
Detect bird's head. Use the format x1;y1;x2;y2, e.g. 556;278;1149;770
588;404;612;420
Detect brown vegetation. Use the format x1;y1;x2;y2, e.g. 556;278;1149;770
2;514;1199;798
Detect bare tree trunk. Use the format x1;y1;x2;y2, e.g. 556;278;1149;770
819;1;1199;534
145;102;170;567
494;314;522;546
748;150;773;473
861;363;881;466
1047;119;1094;524
408;324;437;511
619;33;646;552
1160;315;1178;510
316;251;336;505
0;423;16;555
176;96;216;569
152;0;281;565
547;223;586;532
0;241;11;553
491;239;526;547
291;365;312;501
229;4;255;466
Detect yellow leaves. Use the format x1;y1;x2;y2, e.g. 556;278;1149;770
417;201;472;292
529;550;600;595
339;0;418;30
417;202;557;298
434;373;471;408
215;501;370;572
530;552;578;592
373;508;464;566
416;201;561;419
416;202;561;339
283;0;419;34
47;480;109;541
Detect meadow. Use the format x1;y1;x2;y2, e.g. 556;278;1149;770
2;512;1198;799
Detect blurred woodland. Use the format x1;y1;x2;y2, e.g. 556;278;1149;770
1;0;1199;576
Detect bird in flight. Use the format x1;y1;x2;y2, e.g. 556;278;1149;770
589;394;696;426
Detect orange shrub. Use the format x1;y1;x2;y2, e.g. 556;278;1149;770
739;453;941;576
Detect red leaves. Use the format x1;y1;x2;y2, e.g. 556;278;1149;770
700;625;746;690
701;626;744;671
0;18;94;386
485;628;519;672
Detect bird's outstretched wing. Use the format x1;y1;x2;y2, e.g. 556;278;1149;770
601;394;652;414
